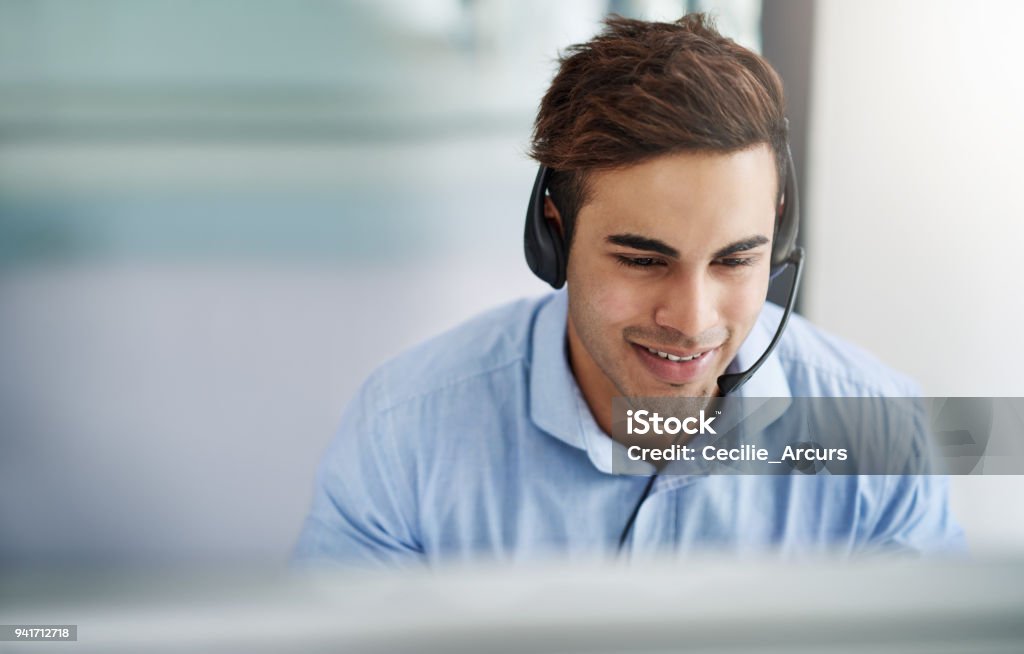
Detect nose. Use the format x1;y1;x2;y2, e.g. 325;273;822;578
652;268;721;341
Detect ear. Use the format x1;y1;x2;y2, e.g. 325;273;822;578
543;196;565;239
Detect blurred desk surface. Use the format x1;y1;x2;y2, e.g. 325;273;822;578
2;557;1023;653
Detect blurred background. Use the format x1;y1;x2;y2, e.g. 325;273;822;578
1;0;1023;567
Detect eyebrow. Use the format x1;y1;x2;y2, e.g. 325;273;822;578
606;233;770;259
606;234;679;258
712;235;771;258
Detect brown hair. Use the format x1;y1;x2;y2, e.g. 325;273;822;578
529;13;787;247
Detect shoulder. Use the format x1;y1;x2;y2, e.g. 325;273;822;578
764;303;922;397
357;293;552;413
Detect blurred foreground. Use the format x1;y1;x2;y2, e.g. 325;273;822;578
3;556;1024;653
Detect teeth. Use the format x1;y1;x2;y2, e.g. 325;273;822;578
646;346;702;362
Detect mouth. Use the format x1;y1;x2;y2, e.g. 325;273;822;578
630;342;720;385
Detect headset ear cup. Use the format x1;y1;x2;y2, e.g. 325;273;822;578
545;217;567;288
524;165;568;288
771;143;800;269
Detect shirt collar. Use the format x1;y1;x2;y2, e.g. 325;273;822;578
529;289;793;472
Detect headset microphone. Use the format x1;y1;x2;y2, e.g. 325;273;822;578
716;246;804;395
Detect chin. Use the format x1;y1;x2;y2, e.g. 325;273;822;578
663;384;716;398
627;377;716;398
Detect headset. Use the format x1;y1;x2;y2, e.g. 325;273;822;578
524;122;805;396
523;125;808;550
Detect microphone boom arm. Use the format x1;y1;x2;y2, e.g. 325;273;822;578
716;246;806;396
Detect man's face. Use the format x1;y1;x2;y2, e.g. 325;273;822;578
561;145;777;401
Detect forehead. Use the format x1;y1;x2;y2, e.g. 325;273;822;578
578;145;778;244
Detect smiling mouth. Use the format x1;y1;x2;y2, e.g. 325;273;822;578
641;346;712;362
630;342;721;385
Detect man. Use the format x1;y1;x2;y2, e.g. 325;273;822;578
293;14;963;567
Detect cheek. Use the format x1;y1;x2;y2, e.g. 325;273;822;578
720;273;770;325
577;265;649;328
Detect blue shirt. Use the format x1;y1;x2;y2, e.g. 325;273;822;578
293;291;964;567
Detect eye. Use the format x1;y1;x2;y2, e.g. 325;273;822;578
616;256;664;269
715;257;755;268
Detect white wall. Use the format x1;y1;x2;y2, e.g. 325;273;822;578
806;0;1024;552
